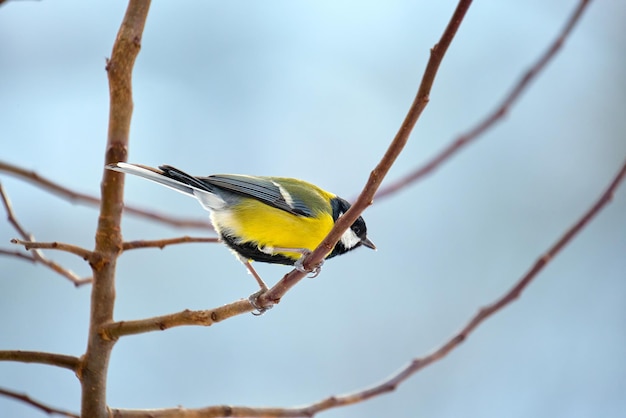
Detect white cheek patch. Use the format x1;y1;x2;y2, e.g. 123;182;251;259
340;228;361;250
272;180;295;210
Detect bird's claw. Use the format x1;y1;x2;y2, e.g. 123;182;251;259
294;251;324;278
248;290;273;316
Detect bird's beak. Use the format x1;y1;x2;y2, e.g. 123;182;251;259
361;237;376;250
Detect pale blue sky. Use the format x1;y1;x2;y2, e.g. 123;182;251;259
1;1;625;417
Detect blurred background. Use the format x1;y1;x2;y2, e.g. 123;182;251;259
1;1;625;417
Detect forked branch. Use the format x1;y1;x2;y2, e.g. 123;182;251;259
81;1;152;418
1;183;92;286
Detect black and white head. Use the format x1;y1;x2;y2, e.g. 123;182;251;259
327;197;375;259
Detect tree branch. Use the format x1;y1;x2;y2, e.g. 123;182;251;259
257;0;474;310
80;2;151;418
0;248;36;262
11;238;94;261
122;236;219;251
0;387;79;418
100;300;252;340
0;183;92;286
0;160;212;230
375;0;593;199
0;350;80;372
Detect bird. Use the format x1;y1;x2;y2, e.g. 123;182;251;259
106;163;375;291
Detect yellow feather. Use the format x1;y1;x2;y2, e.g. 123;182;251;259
212;198;334;260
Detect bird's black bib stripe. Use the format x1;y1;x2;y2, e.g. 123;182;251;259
221;234;297;265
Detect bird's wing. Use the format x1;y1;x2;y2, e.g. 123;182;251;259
202;174;315;217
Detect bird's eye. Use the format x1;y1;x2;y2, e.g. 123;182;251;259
351;218;367;237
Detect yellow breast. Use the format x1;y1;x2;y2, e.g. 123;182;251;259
211;198;334;260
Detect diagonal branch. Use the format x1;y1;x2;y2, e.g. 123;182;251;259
0;248;36;262
259;0;594;310
257;0;475;310
0;350;80;372
375;0;593;199
122;236;219;251
107;155;626;417
0;160;212;230
0;183;93;286
0;387;80;418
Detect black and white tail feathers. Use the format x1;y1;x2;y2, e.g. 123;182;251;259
106;162;226;210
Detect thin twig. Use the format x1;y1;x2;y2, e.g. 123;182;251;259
0;248;36;262
0;160;212;230
0;183;93;286
107;155;626;417
123;236;219;251
1;182;31;239
0;387;80;418
376;0;592;199
0;350;80;372
11;238;94;260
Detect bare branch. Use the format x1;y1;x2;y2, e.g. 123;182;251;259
376;0;593;199
108;405;335;417
31;260;92;286
122;236;219;251
0;160;212;230
0;387;79;418
257;0;474;310
0;350;80;372
11;238;94;261
100;299;252;340
257;0;594;310
1;182;32;239
0;248;36;262
108;155;626;417
81;2;152;417
0;183;92;286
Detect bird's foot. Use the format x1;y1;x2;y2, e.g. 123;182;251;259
294;250;324;278
248;289;274;316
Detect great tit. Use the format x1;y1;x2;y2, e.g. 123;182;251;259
107;163;375;288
